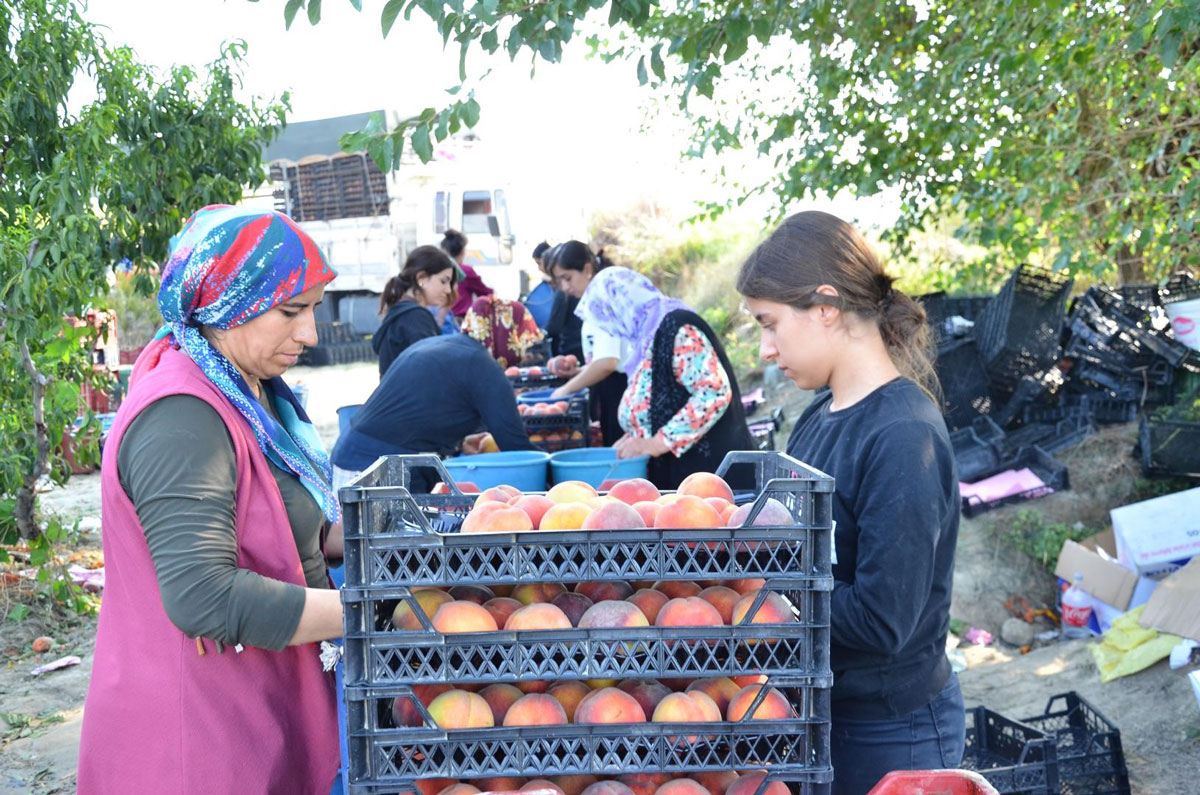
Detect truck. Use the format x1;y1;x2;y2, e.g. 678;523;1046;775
255;110;532;338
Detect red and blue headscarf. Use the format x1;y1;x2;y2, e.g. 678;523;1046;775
138;205;341;522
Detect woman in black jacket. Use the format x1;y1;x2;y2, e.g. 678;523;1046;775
373;246;457;376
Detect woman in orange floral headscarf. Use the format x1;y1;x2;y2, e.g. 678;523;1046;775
462;296;544;368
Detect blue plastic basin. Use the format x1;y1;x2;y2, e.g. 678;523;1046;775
517;387;587;406
443;450;551;491
548;447;649;488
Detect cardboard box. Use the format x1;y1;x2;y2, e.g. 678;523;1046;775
1110;487;1200;578
1055;530;1159;633
1138;556;1200;642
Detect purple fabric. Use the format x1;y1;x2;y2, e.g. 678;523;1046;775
451;264;494;317
574;266;690;376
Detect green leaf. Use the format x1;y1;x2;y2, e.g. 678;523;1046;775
650;44;665;80
284;0;305;29
1160;27;1182;70
506;31;523;59
7;605;29;623
481;28;498;53
724;16;751;63
411;123;433;162
636;55;648;85
381;0;405;37
348;0;362;9
307;0;322;24
462;97;480;127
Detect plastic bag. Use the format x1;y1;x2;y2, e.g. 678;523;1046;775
1090;604;1182;683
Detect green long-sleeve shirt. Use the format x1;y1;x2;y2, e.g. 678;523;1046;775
117;389;329;651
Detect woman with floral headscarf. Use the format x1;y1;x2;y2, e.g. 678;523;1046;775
79;205;342;794
461;295;544;368
576;266;755;489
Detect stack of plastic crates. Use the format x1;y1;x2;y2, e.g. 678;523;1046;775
1020;693;1130;795
339;451;835;795
508;367;568;393
961;706;1059;794
518;390;591;453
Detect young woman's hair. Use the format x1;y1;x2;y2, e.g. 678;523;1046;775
547;240;615;274
736;211;939;402
380;245;459;314
532;241;551;260
440;229;468;260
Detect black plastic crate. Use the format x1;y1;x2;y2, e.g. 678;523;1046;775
1138;415;1200;478
1157;272;1200;305
345;680;832;794
748;408;785;452
340;452;835;591
1021;692;1130;795
937;336;996;431
920;292;995;328
962;446;1069;517
1081;289;1198;370
1026;395;1138;426
951;416;1006;482
962;706;1059;795
508;369;568;390
521;392;591;453
343;582;830;687
1002;413;1094;457
975;266;1073;393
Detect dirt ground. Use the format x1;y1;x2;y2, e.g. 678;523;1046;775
2;362;1198;792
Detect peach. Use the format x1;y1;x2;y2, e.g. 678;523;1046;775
546;480;599;504
575;580;634;603
490;584;514;598
512;582;568;605
582;501;646;530
652;580;702;599
581;783;636;795
474;485;523;506
522;780;566;795
502;693;569;726
579;600;651;630
505;366;521;377
686;677;741;715
655;597;724;630
607;478;662;505
619;774;671;795
727;497;793;528
654;495;722;529
573;687;647;724
504;602;573;631
631;501;661;527
426;689;494;729
449;584;495;605
684;690;722;721
547;681;592;721
473;778;525;793
731;591;797;628
617;678;672;716
726;684;795;722
655;494;682;506
650;691;710;722
516;679;550;694
653;781;709;795
719;503;737;525
391;683;451;727
418;779;457;795
677;472;735;503
626;588;669;624
540;502;594;531
585;678;619;689
692;772;738;795
437;785;482;795
513;495;556;529
723;578;767;595
724;774;790;795
704;497;733;517
483;596;523;628
698;585;741;624
479;683;524;724
462;503;534;534
732;674;768;688
551;591;595;626
431;601;499;634
391;588;453;631
526;367;543;378
552;776;599;795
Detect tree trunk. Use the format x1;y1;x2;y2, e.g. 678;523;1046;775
1116;244;1146;285
17;339;51;540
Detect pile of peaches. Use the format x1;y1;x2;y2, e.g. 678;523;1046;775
459;473;793;535
409;770;790;795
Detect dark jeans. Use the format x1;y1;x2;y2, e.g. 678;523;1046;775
830;672;965;795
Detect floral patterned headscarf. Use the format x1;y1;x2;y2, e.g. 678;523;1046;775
462;296;544;368
574;266;690;376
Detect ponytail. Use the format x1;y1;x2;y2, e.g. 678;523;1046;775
379;245;458;315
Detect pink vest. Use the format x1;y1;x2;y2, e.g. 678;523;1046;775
78;348;338;794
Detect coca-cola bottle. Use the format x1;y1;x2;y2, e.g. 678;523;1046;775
1061;572;1093;639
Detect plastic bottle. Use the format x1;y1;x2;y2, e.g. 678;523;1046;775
1061;572;1093;639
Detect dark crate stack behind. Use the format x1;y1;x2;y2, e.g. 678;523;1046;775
338;452;836;795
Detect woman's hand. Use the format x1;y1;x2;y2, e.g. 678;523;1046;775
614;434;671;459
549;386;567;399
461;432;489;455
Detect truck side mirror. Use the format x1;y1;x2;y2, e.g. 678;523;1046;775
486;215;501;237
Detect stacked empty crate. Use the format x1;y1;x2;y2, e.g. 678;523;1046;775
340;451;835;795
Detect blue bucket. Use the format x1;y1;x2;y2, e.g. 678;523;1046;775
548;447;649;488
443;450;551;491
517;387;587;406
337;404;363;437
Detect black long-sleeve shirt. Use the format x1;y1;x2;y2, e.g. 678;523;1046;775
373;299;441;377
787;378;959;719
332;334;535;471
546;289;584;361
